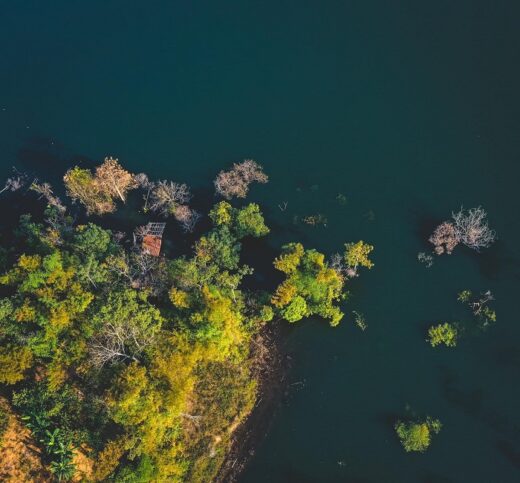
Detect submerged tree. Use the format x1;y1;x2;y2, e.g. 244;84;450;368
344;241;374;277
149;180;191;217
452;207;496;251
95;157;137;202
417;252;434;268
64;166;112;215
174;205;201;233
134;173;154;212
214;159;268;199
0;173;27;194
395;416;442;452
30;181;66;214
428;323;458;347
458;289;496;326
64;158;137;215
272;243;348;326
429;222;459;255
429;206;495;255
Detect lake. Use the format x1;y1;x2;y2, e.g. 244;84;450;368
1;1;519;481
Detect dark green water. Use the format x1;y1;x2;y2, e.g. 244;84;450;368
1;1;519;481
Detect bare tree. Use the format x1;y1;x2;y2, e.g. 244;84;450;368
452;207;496;251
214;159;268;199
135;173;155;212
329;253;356;279
0;175;26;194
30;181;66;214
149;180;191;217
469;290;494;316
429;221;459;255
121;250;168;295
95;157;137;202
89;321;154;367
174;205;201;233
134;173;150;188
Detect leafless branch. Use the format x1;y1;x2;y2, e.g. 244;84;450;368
174;205;201;232
149;180;191;217
452;206;496;251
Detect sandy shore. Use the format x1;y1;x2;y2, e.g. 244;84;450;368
215;323;291;482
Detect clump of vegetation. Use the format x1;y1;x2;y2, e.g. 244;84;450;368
344;240;374;277
429;221;459;255
458;289;496;327
302;213;328;227
417;251;433;268
271;241;373;327
64;157;138;215
336;193;347;205
428;323;458;347
214;159;268;199
0;170;28;195
395;416;442;452
353;311;367;331
429;207;496;255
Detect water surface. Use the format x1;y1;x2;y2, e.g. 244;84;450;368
1;1;519;481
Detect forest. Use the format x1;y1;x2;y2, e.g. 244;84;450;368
0;158;373;482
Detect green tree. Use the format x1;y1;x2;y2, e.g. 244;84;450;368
0;346;33;384
344;240;374;272
272;244;345;326
428;323;458;347
395;417;442;452
234;203;269;238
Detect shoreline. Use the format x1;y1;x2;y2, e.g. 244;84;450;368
216;323;291;482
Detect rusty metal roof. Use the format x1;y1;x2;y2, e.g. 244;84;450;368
142;235;162;257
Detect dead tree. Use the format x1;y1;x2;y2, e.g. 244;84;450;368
89;321;154;367
0;175;26;194
329;253;356;279
452;207;496;251
149;180;191;217
470;290;494;316
135;173;155;212
174;205;201;233
429;221;459;255
30;181;66;214
214;159;268;199
95;156;137;202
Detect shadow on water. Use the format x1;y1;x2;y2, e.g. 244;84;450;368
490;343;520;370
373;411;402;445
439;366;520;442
409;208;443;248
466;239;520;281
15;136;95;188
